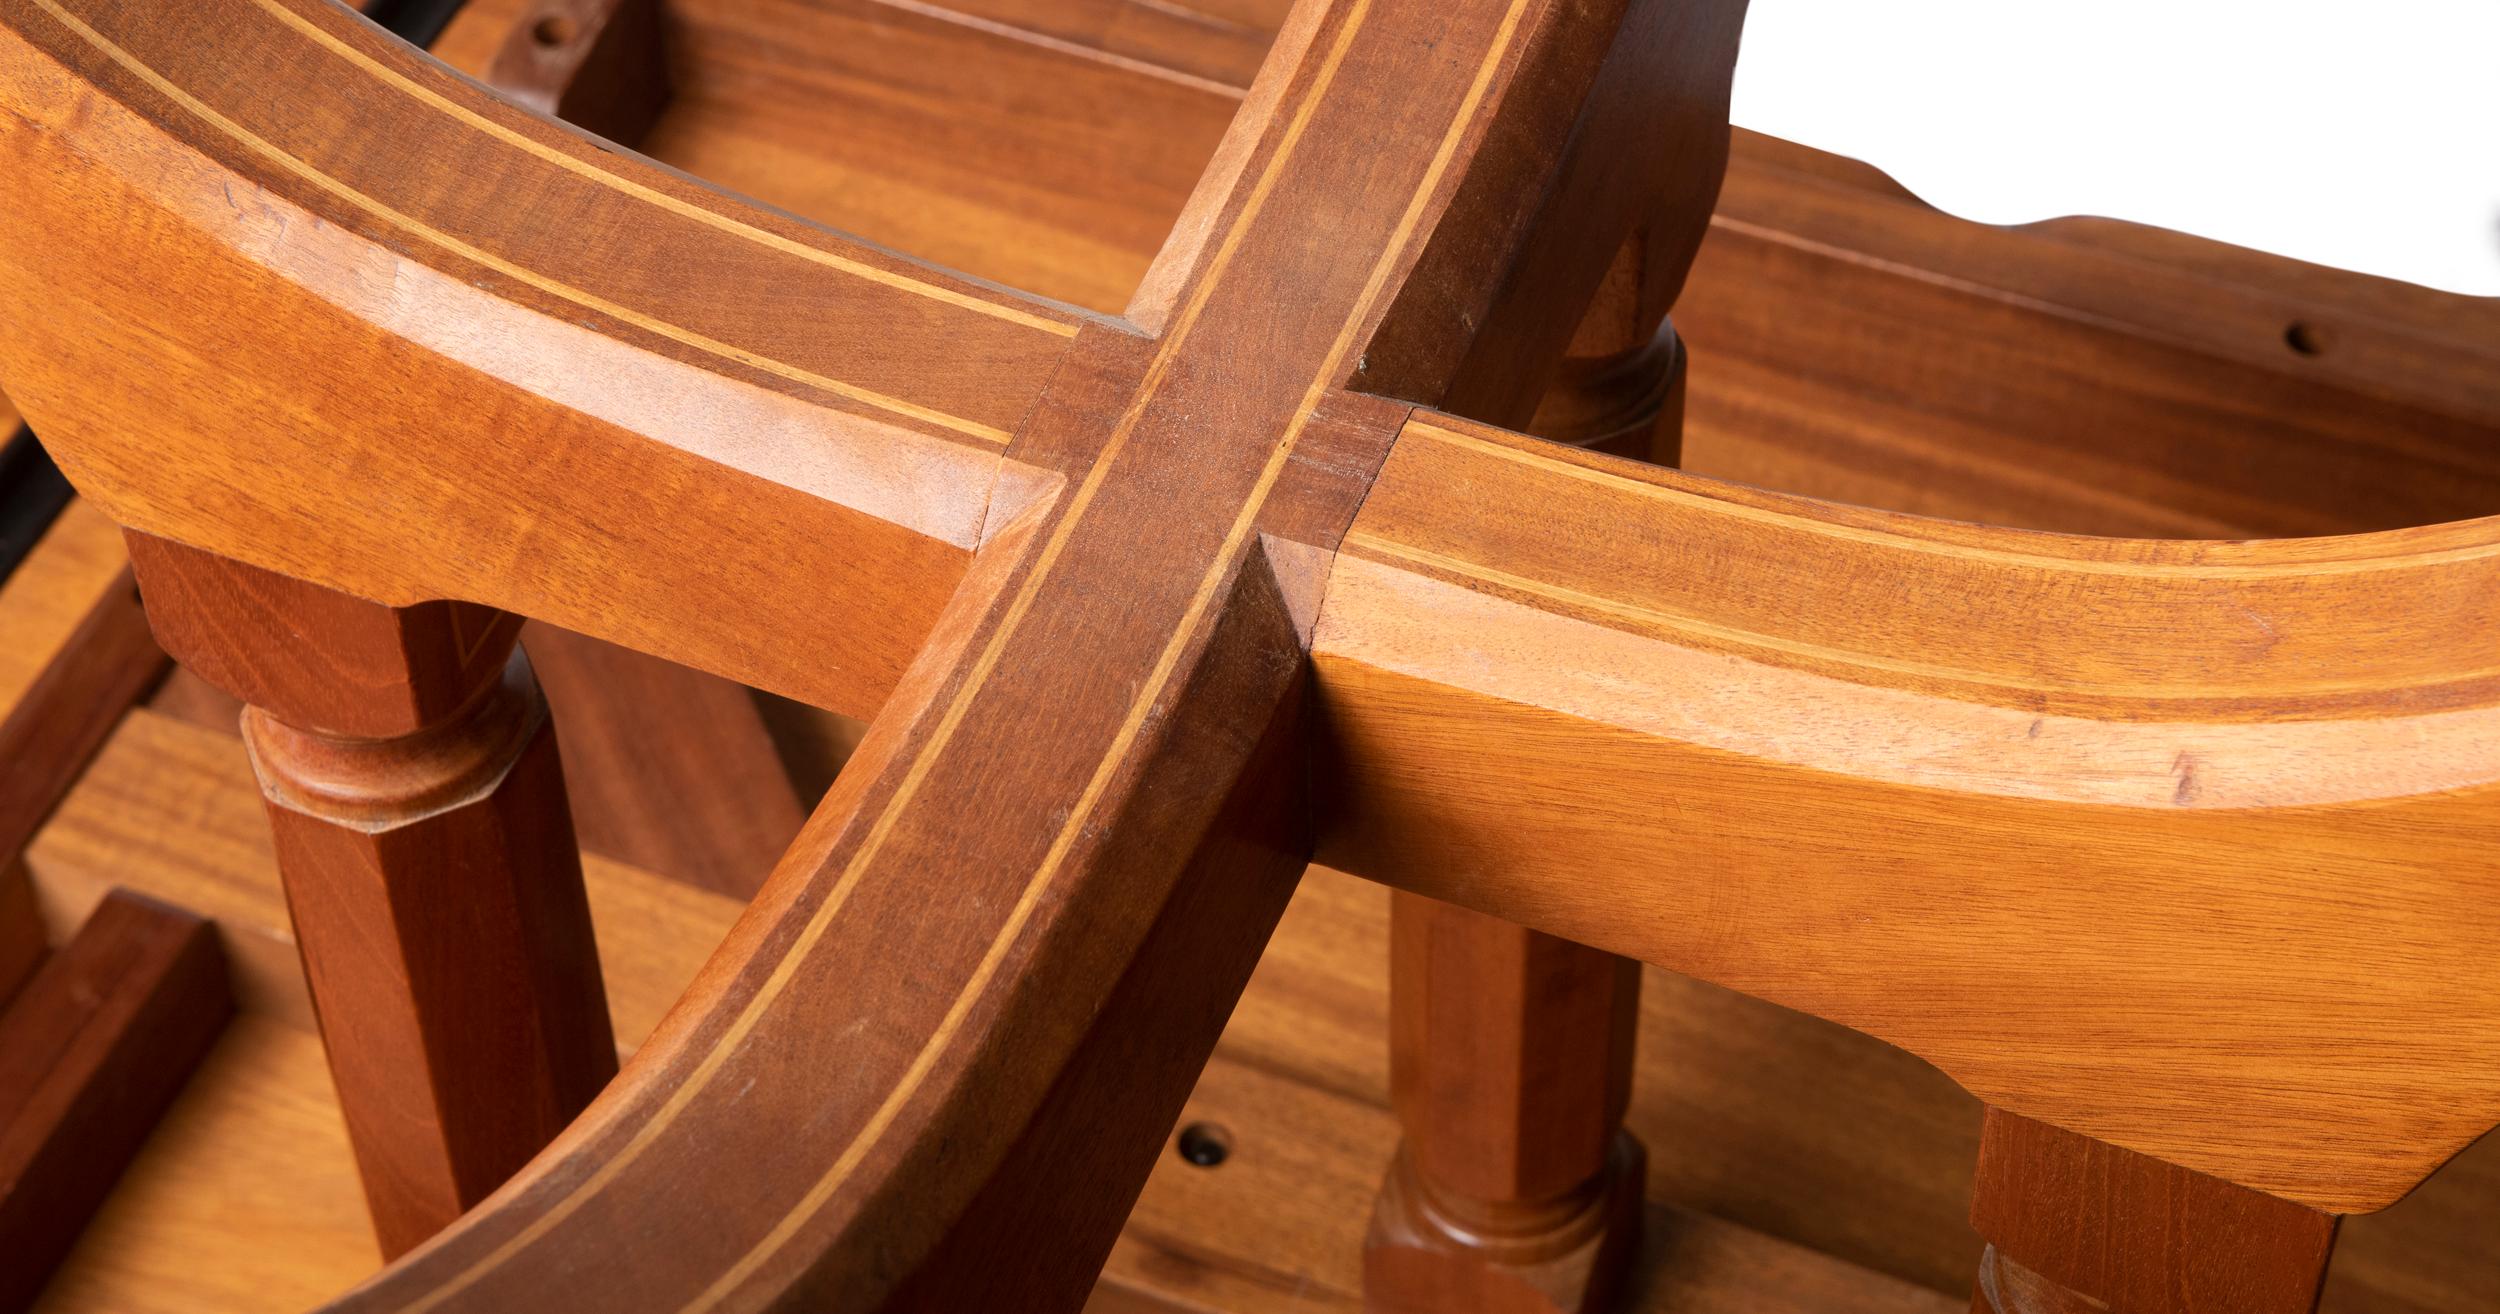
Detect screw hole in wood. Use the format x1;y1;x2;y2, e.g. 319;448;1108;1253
532;15;577;47
1175;1122;1230;1168
2284;321;2330;356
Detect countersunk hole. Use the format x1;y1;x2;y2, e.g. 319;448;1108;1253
533;15;578;47
2284;321;2330;356
1175;1122;1230;1168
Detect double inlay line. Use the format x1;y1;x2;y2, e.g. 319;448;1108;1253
27;0;1077;447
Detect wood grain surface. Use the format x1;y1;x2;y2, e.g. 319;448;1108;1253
0;502;162;870
0;890;228;1312
6;0;2500;1304
1970;1108;2337;1314
17;721;2500;1312
1317;412;2500;1212
124;536;616;1257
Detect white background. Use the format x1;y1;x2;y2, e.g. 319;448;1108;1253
1730;0;2500;296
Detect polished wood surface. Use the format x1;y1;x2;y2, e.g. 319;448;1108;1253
0;889;227;1312
0;502;161;872
0;0;1062;715
439;0;812;905
4;0;2500;1305
1969;1109;2338;1314
122;536;615;1257
17;708;2500;1312
1316;408;2500;1213
1356;0;1742;1302
1369;896;1646;1313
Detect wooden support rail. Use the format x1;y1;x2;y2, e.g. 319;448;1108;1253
1314;409;2500;1215
0;890;229;1312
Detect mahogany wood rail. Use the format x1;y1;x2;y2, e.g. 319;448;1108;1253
0;0;2495;1311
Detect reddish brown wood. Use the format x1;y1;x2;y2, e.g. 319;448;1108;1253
0;567;164;870
1359;3;1736;1301
1367;895;1645;1314
319;0;1716;1304
122;533;616;1257
0;863;41;1013
485;0;672;146
1530;236;1687;463
468;1;806;902
0;889;229;1313
522;624;806;899
1969;1108;2338;1314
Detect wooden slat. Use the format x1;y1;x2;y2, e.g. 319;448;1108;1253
32;1017;378;1314
0;865;37;1007
436;0;1247;314
419;0;815;904
0;890;229;1312
1676;134;2500;539
0;501;162;869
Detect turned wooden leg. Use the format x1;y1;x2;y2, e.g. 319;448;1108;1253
122;533;615;1257
1365;894;1644;1314
1968;1108;2339;1314
1526;231;1689;466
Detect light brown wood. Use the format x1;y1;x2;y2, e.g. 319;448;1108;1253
32;1017;381;1314
1317;410;2500;1212
1675;132;2500;539
0;0;1067;716
18;724;2500;1312
9;0;2500;1304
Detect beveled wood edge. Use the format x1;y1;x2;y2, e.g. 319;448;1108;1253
1341;411;2500;724
1309;410;2500;1214
12;0;2500;1282
0;0;1132;713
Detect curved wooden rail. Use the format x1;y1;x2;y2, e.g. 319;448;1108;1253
1317;412;2500;1213
0;0;1091;717
2;0;2495;1306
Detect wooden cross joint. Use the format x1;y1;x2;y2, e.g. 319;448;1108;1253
2;0;2498;1309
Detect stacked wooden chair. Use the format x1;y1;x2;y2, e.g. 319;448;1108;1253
2;0;2497;1311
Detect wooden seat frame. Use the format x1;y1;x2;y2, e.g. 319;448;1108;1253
2;0;2496;1310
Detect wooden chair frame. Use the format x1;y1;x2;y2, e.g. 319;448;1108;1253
2;0;2495;1309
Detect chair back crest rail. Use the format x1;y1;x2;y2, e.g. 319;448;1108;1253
0;0;2495;1309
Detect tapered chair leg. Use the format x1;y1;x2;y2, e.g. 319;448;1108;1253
1969;1108;2339;1314
122;533;616;1257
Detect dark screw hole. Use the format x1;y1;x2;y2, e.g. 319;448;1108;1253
1175;1122;1230;1168
2284;321;2330;357
533;15;577;46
